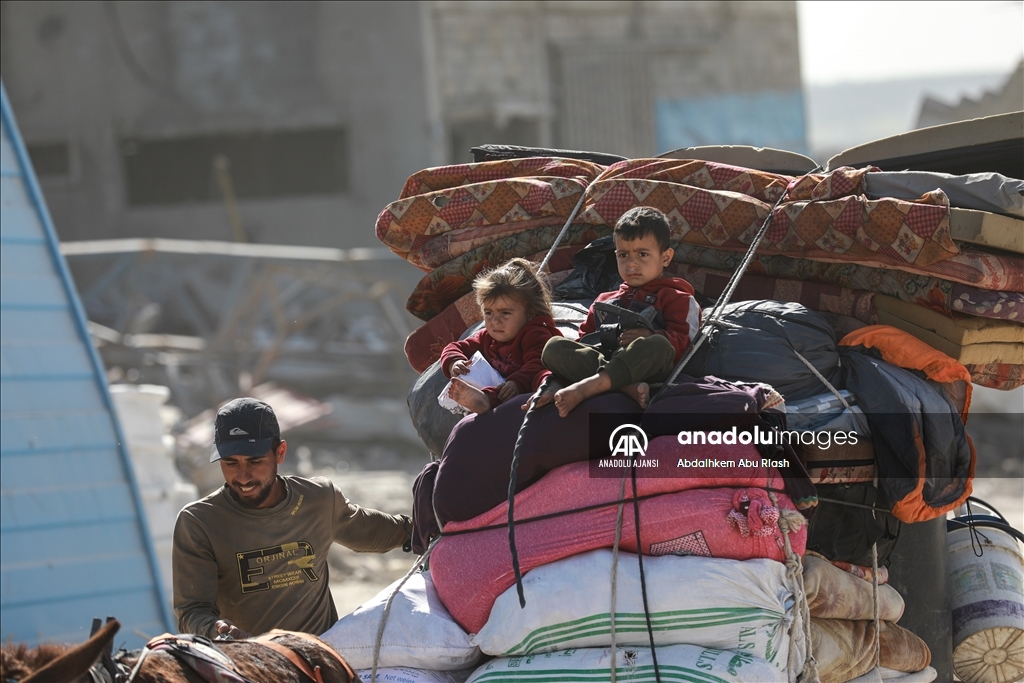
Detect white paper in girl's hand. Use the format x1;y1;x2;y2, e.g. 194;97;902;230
438;351;505;415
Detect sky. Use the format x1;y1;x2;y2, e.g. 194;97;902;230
797;1;1024;85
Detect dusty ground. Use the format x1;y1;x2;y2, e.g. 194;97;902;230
320;468;421;616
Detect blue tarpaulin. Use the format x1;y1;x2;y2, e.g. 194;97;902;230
656;89;809;156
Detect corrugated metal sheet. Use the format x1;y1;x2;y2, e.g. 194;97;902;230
0;81;173;647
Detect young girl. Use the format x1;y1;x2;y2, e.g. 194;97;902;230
441;258;561;415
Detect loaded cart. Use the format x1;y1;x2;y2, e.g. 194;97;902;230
323;112;1024;683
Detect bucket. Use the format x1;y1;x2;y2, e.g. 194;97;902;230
947;511;1024;683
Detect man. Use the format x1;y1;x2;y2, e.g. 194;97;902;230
173;397;411;638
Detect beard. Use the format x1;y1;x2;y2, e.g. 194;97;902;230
227;477;277;508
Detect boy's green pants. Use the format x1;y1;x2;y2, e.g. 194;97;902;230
542;334;675;389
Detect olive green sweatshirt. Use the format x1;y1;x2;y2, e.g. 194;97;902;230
173;475;408;637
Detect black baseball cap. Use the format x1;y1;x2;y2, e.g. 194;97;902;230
211;397;280;462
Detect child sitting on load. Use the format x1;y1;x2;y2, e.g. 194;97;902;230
441;258;562;415
529;206;700;417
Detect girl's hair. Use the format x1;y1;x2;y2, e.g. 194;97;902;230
473;258;553;319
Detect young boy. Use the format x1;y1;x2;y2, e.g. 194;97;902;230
529;207;700;417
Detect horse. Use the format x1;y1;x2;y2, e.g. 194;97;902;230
0;619;358;683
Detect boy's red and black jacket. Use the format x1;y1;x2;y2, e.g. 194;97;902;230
578;277;701;363
440;315;561;392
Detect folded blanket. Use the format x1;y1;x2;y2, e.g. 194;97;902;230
672;242;1024;322
577;177;960;270
865;170;1024;219
378;178;587;269
874;294;1024;345
399;157;604;199
670;262;878;324
964;362;1024;390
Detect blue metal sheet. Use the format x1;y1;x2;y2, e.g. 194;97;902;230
0;241;57;274
0;341;94;379
1;174;31;206
3;589;167;645
0;80;172;647
1;274;69;307
1;307;82;341
1;448;126;489
0;205;43;239
0;411;117;453
0;128;17;173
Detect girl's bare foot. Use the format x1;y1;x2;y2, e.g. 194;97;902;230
524;379;562;411
621;382;650;409
449;379;490;414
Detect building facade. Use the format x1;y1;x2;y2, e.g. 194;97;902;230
1;1;804;248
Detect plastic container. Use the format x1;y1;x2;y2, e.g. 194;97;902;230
947;512;1024;683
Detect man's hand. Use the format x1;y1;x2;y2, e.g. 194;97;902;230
215;620;252;640
450;359;471;377
496;380;522;402
619;327;654;345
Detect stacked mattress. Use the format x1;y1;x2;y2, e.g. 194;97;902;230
385;155;1024;389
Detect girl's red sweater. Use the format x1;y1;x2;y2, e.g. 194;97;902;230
440;315;561;405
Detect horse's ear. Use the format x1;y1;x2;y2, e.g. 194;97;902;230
22;619;120;683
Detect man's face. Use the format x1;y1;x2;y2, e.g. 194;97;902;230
615;234;674;288
219;441;286;509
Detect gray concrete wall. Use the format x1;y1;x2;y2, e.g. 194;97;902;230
431;1;802;159
0;1;434;247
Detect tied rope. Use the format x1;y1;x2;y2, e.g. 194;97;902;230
630;462;661;683
538;193;587;274
609;472;628;683
871;542;881;673
506;376;552;608
654;174;811;401
791;349;850;409
369;535;442;683
768;490;817;683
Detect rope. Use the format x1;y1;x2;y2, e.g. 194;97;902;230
369;536;441;683
769;491;817;683
966;498;985;558
609;472;628;683
630;464;661;683
654;179;800;400
507;377;551;608
443;485;791;537
871;542;881;672
791;349;850;409
538;193;587;274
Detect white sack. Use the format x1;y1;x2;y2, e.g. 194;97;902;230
465;644;780;683
322;571;481;671
472;549;796;671
356;667;474;683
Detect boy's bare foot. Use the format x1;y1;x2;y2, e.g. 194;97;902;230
552;371;613;418
449;379;490;414
620;382;650;409
523;379;562;411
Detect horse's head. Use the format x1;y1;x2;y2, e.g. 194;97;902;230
0;619;120;683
